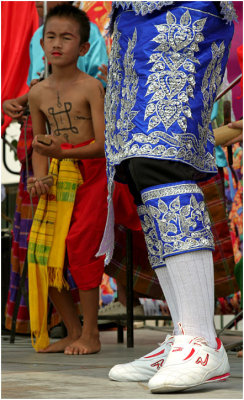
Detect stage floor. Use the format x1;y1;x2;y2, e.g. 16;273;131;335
1;327;243;399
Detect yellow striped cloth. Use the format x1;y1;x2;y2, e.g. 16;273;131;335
28;158;83;351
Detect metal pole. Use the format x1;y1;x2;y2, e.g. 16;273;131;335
126;229;134;347
43;1;50;170
43;2;49;80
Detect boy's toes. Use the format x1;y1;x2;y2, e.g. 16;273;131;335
64;344;84;355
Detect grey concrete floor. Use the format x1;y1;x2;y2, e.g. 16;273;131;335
1;327;243;399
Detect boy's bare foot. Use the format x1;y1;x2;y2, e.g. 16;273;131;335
38;334;81;353
64;334;101;355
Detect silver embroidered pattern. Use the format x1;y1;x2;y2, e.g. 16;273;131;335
137;204;166;269
116;28;140;144
105;25;139;172
105;21;122;195
113;2;174;16
219;1;237;23
141;183;214;257
198;41;226;164
142;182;203;202
145;10;207;133
105;5;232;183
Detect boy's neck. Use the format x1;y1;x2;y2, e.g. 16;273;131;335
50;64;81;84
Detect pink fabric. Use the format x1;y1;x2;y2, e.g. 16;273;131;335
227;1;243;120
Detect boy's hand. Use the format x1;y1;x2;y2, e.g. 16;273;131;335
2;99;24;119
27;176;51;197
225;120;243;146
32;135;64;159
30;72;42;88
30;78;40;88
97;64;108;83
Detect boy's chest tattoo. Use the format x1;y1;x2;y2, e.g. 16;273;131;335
47;92;91;141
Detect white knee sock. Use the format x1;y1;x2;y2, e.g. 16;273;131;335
165;250;217;348
155;266;180;335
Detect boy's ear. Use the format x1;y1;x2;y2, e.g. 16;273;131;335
79;42;90;56
40;38;44;51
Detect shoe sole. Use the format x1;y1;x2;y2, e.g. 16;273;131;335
150;372;230;393
109;371;154;382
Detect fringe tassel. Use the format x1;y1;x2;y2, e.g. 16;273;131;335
48;267;69;291
31;330;50;352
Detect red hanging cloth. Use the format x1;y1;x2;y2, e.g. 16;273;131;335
1;1;39;136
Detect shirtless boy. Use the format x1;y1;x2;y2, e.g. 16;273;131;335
27;4;107;355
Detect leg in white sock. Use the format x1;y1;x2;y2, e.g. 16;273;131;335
165;250;217;348
154;266;180;335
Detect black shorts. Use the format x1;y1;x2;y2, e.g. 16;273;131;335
115;158;208;205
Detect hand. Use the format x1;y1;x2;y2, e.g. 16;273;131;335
225;120;243;146
30;72;42;88
27;176;50;197
30;78;40;88
2;98;24;119
32;135;64;159
97;64;108;83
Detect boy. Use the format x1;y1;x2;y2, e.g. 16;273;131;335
27;4;107;355
3;1;108;120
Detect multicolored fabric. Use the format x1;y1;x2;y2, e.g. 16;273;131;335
223;143;243;264
105;172;238;299
5;165;38;333
99;1;235;263
28;157;83;351
4;163;80;334
199;170;238;297
16;117;34;164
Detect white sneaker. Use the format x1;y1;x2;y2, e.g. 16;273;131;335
148;335;230;393
108;335;174;382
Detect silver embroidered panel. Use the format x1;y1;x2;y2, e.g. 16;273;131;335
137;204;166;269
141;182;215;258
105;7;233;181
112;1;237;21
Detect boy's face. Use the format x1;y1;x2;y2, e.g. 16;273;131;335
41;17;89;67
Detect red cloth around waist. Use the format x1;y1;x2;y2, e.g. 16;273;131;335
61;139;94;150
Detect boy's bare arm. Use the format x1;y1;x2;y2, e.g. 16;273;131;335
3;79;42;120
28;86;49;179
2;93;28;119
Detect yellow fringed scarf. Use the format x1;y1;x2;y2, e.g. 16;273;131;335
28;158;83;351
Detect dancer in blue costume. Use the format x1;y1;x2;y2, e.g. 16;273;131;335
98;1;237;393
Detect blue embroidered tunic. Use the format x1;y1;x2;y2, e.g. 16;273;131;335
99;1;236;263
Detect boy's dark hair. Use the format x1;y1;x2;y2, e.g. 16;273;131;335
43;4;90;44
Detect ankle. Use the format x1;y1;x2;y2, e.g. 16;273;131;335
67;326;82;340
82;326;99;339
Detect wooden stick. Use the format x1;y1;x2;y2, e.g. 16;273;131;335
36;135;52;146
27;175;54;192
215;74;242;101
213;125;242;146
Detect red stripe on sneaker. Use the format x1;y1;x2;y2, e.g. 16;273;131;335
207;373;230;381
216;337;222;350
144;349;165;358
183;348;195;360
